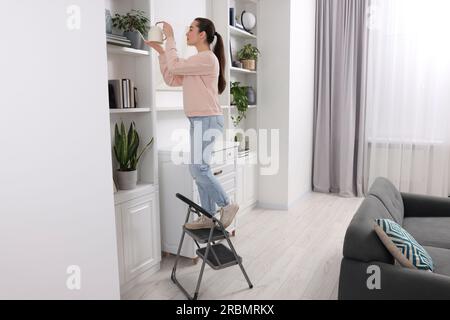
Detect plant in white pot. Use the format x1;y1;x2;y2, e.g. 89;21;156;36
112;9;150;49
114;121;154;190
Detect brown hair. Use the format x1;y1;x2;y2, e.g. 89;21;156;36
194;17;226;94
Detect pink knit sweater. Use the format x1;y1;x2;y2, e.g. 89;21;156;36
158;37;223;117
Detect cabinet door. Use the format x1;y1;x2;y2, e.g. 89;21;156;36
121;194;157;282
244;161;258;207
115;206;125;286
236;164;245;206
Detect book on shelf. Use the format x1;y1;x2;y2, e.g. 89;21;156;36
122;79;129;108
238;150;250;158
107;40;131;47
107;34;128;39
108;80;122;109
108;79;137;109
107;34;129;41
106;34;131;47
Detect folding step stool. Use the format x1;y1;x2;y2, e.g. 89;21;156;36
171;193;253;300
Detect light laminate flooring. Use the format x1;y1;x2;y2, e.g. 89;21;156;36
123;192;363;300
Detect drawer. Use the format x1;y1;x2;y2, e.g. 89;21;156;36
222;178;236;193
216;172;235;185
211;148;236;167
211;163;235;179
194;174;235;192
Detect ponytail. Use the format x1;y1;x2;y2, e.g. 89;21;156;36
195;18;227;95
213;32;226;94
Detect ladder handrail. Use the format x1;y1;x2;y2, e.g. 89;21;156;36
176;193;214;219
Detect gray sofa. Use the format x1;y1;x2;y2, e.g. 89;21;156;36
338;177;450;300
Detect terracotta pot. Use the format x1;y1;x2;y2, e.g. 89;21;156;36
241;59;256;71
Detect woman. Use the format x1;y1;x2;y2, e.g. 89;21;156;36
145;18;239;230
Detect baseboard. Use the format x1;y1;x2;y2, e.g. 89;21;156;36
257;191;311;211
287;191;311;209
257;201;289;211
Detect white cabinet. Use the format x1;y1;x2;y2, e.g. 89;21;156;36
236;153;258;213
105;0;161;296
114;185;161;292
159;143;238;259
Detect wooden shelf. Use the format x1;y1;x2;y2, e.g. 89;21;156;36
229;26;257;39
230;67;257;74
109;108;151;114
107;44;149;57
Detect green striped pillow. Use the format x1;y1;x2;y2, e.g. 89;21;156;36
374;219;434;272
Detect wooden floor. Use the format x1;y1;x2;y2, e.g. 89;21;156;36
123;192;363;300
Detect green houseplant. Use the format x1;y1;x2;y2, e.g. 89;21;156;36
114;121;154;190
237;44;260;71
230;82;249;127
112;9;150;49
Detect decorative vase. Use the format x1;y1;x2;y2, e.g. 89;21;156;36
124;31;143;49
116;170;137;190
105;10;113;34
241;59;256;71
246;87;256;105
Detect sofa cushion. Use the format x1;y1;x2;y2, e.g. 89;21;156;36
375;219;434;272
424;246;450;277
368;177;404;225
403;217;450;250
343;196;395;264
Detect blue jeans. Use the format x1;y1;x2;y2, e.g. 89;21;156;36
188;115;230;216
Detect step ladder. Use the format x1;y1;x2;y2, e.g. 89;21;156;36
171;193;253;300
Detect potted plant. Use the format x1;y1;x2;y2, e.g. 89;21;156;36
237;44;260;71
112;9;150;49
230;82;249;126
114;121;154;190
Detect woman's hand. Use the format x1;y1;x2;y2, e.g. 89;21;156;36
144;41;165;55
157;21;174;39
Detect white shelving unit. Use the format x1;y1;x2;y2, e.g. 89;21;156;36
211;0;259;214
105;0;161;297
229;25;257;39
110;107;152;114
230;66;257;74
107;44;150;57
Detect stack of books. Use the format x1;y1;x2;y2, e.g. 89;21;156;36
108;79;138;109
106;34;131;47
238;149;250;158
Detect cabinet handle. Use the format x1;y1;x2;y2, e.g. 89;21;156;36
214;170;223;176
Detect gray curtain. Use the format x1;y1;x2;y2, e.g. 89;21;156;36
312;0;370;197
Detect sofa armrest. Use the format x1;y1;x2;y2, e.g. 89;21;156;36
401;193;450;218
339;258;450;300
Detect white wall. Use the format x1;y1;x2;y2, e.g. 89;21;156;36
0;1;120;299
258;0;316;209
258;0;292;208
288;0;316;206
154;0;209;149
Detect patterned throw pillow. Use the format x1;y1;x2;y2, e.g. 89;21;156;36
374;219;434;272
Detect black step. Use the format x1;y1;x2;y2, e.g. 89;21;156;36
184;227;228;244
197;244;242;270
